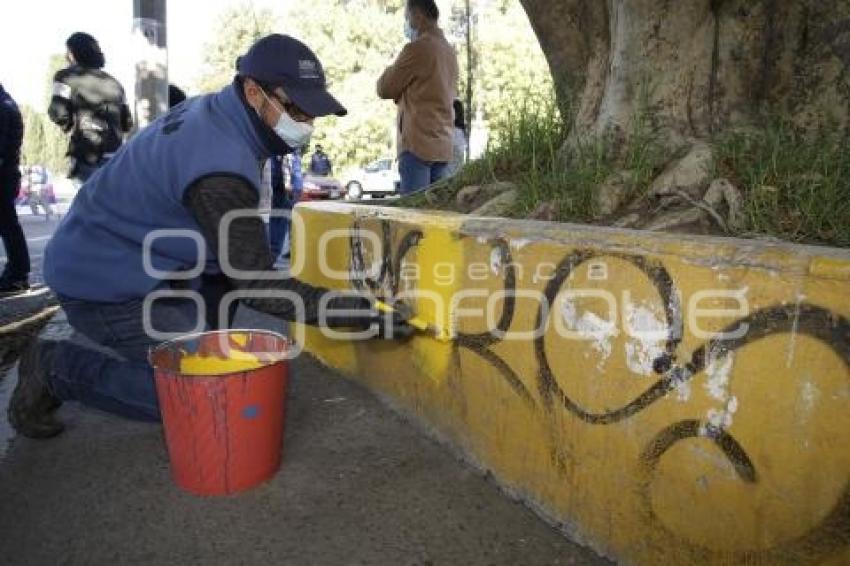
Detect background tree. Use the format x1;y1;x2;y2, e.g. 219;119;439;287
43;54;66;108
422;0;850;245
20;53;71;174
194;0;551;173
448;0;476;154
473;0;554;125
196;3;278;93
520;0;850;150
20;106;46;166
282;0;406;172
284;0;552;171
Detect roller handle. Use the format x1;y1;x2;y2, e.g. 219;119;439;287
374;300;430;332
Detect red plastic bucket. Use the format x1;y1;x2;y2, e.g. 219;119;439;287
150;330;289;496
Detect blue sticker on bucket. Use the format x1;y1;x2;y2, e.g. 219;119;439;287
181;341;199;354
242;405;260;419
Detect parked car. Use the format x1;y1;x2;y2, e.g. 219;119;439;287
300;174;345;201
344;158;400;200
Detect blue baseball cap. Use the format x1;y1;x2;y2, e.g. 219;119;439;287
237;34;347;117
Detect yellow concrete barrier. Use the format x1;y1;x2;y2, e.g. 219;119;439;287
292;202;850;565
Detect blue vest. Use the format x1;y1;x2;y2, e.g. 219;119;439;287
44;84;270;302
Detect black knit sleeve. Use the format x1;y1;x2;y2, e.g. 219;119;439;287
183;174;372;325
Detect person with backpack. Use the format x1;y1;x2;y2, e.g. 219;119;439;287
48;32;133;184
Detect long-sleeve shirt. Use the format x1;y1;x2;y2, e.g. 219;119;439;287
0;85;23;177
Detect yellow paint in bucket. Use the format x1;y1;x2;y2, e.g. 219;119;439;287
176;332;286;376
180;351;267;376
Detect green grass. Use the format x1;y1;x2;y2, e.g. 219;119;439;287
714;120;850;247
399;98;850;249
400;90;667;222
398;96;570;212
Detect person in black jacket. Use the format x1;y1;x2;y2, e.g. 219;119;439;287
48;32;132;183
0;83;30;294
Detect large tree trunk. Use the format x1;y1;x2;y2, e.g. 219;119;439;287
520;0;850;147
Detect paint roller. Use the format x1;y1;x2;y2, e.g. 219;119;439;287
374;299;451;342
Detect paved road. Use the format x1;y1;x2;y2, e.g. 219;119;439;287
0;333;607;565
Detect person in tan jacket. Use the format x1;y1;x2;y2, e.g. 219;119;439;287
377;0;459;195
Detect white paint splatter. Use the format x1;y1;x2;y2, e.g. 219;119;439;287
800;380;820;417
490;247;503;275
704;352;735;402
676;380;692;402
560;296;580;327
560;297;619;371
786;293;807;368
623;304;667;377
728;396;739;414
705;396;739;431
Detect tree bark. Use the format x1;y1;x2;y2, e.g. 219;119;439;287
520;0;850;148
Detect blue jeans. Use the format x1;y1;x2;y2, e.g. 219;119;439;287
269;216;288;259
398;151;448;195
268;213;293;260
51;294;205;421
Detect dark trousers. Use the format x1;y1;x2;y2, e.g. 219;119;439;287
52;278;236;421
0;173;30;280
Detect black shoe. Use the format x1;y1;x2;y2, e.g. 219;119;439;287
0;277;30;296
8;340;64;439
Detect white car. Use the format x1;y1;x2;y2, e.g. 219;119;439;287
345;158;400;200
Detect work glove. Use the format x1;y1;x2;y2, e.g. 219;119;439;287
323;294;414;340
372;300;416;340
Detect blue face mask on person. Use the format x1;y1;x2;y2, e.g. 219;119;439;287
404;18;417;41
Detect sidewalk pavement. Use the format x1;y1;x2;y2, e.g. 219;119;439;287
0;335;606;565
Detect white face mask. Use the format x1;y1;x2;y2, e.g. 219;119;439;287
260;90;314;148
273;109;314;148
404;18;417;41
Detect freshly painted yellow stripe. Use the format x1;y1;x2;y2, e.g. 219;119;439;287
294;202;850;565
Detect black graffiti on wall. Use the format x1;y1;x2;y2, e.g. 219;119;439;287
347;219;850;563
